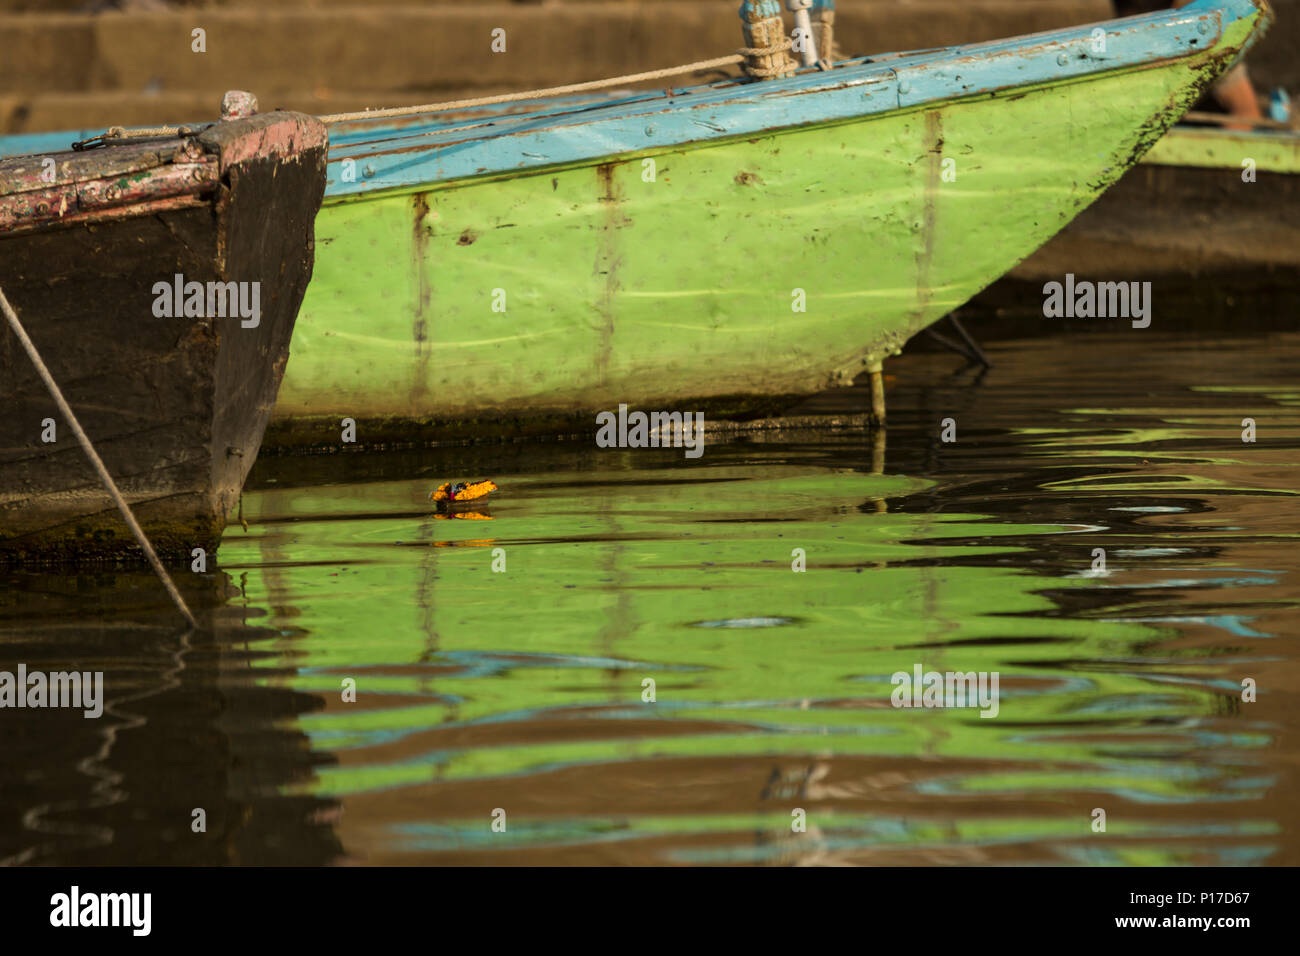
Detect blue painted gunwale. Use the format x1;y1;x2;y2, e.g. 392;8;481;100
0;95;624;160
0;91;665;161
0;0;1267;197
0;128;100;159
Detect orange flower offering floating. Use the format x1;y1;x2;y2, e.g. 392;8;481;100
429;479;498;504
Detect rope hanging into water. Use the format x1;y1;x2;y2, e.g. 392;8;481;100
0;286;199;630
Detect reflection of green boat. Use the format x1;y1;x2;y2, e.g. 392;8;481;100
265;0;1271;446
222;466;1214;818
215;454;1282;863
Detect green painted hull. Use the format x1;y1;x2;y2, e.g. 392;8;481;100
1140;124;1300;172
272;24;1256;445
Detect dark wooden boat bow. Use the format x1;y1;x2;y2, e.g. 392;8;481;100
0;101;328;565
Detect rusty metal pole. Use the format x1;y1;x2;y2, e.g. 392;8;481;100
868;356;886;506
868;359;886;427
870;428;887;510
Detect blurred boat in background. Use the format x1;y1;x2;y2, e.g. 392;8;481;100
1013;120;1300;282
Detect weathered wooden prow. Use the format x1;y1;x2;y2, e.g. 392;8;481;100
0;100;328;566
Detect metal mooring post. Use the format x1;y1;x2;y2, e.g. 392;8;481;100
787;0;819;67
740;1;796;79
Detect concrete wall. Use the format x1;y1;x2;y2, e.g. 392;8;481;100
0;1;1292;133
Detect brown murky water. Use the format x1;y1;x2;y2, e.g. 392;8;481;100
2;320;1297;865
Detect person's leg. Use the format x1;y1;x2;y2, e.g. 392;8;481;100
1169;0;1263;125
1212;64;1266;127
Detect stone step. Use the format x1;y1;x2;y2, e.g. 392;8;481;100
2;0;1294;134
0;2;1110;95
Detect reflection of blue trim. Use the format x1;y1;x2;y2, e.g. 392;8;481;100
0;0;1264;198
1105;613;1272;638
1149;614;1272;638
1062;845;1275;865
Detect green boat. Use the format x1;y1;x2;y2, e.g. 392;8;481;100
261;0;1270;447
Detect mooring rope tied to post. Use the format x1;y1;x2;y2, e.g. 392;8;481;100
0;286;199;629
84;28;825;141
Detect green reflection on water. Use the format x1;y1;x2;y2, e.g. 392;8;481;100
218;464;1242;830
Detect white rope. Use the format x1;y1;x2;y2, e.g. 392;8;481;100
0;285;199;629
104;124;189;138
317;54;750;124
85;45;808;140
737;37;796;78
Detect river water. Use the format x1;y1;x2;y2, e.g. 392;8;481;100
2;323;1297;866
